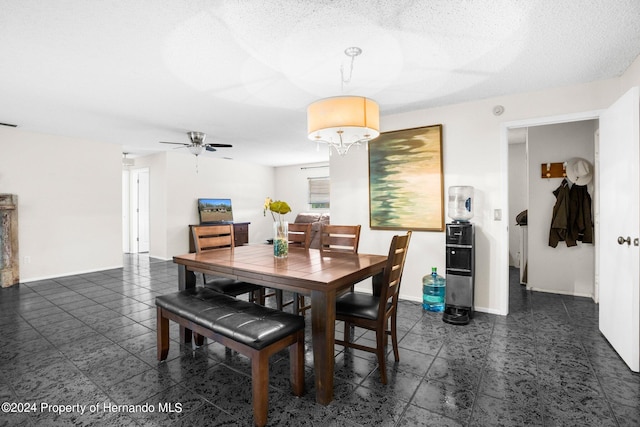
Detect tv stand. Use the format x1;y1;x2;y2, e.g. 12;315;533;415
188;222;250;252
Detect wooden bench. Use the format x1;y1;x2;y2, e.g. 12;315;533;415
156;287;305;427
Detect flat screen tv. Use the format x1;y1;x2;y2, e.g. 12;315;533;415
198;198;233;224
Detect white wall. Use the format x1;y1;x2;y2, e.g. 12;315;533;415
134;155;328;259
527;121;596;297
331;76;628;315
620;54;640;89
508;142;527;266
330;102;507;314
135;151;276;259
0;127;122;281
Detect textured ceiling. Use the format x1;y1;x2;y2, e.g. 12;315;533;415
1;0;640;166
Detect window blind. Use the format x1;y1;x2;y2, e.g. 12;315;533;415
308;177;330;205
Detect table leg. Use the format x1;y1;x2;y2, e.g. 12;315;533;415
310;289;336;405
178;265;196;291
178;265;196;343
372;270;384;296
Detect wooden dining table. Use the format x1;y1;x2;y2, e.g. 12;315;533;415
172;244;388;405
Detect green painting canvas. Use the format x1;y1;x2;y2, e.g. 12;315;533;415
369;125;444;231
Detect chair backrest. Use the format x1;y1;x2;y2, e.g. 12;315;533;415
319;224;361;254
377;231;412;317
192;224;235;253
288;223;312;249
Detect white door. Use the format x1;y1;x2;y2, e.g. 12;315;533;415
598;86;639;372
122;170;131;253
593;130;600;304
133;169;150;253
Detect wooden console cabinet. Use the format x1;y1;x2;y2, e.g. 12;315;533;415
189;222;250;252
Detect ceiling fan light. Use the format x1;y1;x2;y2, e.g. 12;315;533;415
188;145;204;156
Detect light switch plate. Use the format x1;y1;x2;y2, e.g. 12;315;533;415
494;209;502;221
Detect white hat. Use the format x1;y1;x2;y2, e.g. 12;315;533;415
566;157;593;186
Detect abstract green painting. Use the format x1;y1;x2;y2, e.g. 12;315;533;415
368;124;444;231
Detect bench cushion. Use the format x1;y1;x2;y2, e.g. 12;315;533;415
156;288;304;350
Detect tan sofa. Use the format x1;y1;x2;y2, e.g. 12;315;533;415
293;212;330;249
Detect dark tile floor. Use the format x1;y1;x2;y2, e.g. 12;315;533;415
1;255;639;426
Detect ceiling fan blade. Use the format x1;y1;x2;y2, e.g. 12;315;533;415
160;133;231;154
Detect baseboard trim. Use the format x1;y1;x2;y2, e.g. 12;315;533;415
20;264;124;284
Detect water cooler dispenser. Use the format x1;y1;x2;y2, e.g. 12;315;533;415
443;187;475;325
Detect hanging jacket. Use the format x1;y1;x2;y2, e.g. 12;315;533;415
549;179;570;247
567;184;593;245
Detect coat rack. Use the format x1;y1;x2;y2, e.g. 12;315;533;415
540;162;567;179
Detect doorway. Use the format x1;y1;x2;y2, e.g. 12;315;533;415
122;167;150;253
503;89;640;372
508;121;597;298
501;111;601;315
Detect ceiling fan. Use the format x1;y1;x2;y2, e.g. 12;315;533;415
160;131;232;156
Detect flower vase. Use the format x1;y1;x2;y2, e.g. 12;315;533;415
273;221;289;258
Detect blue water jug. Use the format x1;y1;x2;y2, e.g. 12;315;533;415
423;267;446;312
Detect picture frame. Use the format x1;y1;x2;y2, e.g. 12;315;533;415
368;124;444;231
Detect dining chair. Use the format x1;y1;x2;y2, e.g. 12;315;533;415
288;222;312;249
191;224;264;304
274;223;313;314
334;230;412;384
319;224;362;294
319;224;361;254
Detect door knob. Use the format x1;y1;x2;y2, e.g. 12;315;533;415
618;236;631;245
